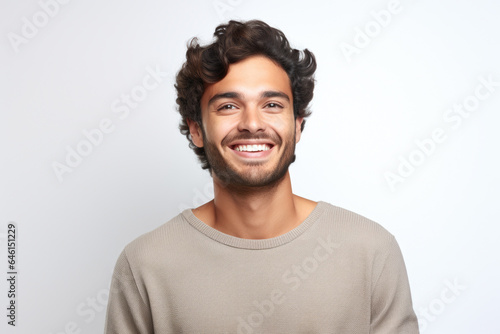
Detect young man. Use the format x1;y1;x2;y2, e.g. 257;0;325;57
105;20;419;333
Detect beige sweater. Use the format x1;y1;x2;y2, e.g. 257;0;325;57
105;202;419;333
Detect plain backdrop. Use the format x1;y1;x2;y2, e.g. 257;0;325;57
1;0;499;333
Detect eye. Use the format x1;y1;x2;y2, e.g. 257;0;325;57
217;104;237;111
264;102;283;109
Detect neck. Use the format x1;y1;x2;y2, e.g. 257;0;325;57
193;171;314;239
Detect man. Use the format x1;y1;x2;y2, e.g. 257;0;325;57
105;20;419;333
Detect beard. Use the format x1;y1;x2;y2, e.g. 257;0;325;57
202;129;297;190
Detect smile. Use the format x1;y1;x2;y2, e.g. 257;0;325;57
234;144;272;152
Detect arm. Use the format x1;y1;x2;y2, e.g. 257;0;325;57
370;236;419;334
104;251;154;334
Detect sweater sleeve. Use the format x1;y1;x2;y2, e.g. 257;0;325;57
370;236;419;334
104;250;154;334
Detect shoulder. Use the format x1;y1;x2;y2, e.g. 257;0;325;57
117;212;193;272
314;202;404;280
316;201;396;251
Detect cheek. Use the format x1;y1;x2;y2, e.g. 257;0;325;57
266;114;296;137
204;117;238;143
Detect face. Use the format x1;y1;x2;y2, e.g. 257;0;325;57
189;55;303;189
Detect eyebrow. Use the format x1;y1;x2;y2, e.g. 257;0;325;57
207;92;241;107
261;91;290;101
207;90;290;107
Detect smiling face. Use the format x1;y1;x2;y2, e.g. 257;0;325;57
188;55;303;189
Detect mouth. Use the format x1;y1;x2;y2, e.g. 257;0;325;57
229;142;275;159
232;144;273;152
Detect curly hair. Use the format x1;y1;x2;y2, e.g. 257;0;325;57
175;19;316;170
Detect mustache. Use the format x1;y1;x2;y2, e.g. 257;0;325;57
221;132;282;146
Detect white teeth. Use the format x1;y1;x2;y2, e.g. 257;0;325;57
235;144;270;152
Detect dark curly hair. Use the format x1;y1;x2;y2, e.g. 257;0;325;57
175;19;316;170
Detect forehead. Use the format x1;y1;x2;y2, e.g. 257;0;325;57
201;55;292;107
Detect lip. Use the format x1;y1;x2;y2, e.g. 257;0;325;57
228;140;275;147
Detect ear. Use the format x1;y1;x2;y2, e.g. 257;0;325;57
295;117;304;143
187;119;204;148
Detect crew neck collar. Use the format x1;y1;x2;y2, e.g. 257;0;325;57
182;201;327;250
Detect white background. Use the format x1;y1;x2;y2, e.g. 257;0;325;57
1;0;499;333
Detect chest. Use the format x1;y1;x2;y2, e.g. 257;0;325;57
144;243;373;333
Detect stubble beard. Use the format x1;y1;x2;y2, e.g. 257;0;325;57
202;130;297;192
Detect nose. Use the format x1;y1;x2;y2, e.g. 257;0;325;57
237;105;265;133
